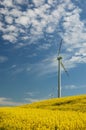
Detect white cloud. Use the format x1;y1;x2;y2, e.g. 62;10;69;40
0;22;5;32
14;0;29;5
8;25;16;31
0;96;40;106
70;56;81;63
0;0;68;44
48;0;58;5
64;85;86;90
5;16;13;24
24;91;40;103
28;51;85;77
27;53;37;58
37;43;51;50
15;16;30;26
0;0;86;74
0;97;22;106
2;34;17;43
26;67;31;72
0;56;8;63
26;91;39;97
29;55;58;76
26;92;34;97
64;85;78;90
10;8;22;17
2;0;13;7
62;7;86;47
75;44;86;56
15;43;27;49
32;0;45;7
24;98;39;103
11;64;17;69
12;68;24;75
46;25;55;33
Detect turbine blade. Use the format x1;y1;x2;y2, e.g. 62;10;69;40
60;61;69;77
58;39;63;56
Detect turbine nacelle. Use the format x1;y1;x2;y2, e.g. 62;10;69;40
57;56;62;60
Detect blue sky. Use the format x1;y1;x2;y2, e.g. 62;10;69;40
0;0;86;106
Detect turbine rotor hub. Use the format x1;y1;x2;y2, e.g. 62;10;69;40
57;56;62;60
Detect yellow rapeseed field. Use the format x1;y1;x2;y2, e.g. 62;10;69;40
0;95;86;130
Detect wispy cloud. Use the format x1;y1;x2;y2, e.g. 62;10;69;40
0;97;22;106
26;55;57;77
11;64;17;69
24;98;39;103
27;51;85;77
64;85;78;90
63;84;86;90
24;91;40;103
24;91;50;103
11;67;25;75
26;91;39;97
37;43;51;50
0;56;8;63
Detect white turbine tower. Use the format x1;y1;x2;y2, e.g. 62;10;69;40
57;39;69;98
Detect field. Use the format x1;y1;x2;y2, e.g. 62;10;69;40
0;95;86;130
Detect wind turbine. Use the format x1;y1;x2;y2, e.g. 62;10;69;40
57;39;69;98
